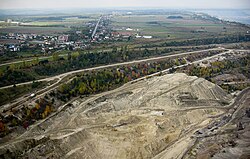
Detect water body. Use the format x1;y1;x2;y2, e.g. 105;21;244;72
196;9;250;25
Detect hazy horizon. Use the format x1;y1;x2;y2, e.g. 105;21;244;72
0;0;250;9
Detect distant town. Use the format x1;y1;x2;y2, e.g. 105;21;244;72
0;14;157;55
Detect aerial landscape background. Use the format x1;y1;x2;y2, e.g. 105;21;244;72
0;0;249;159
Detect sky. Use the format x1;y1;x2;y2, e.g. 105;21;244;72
0;0;250;9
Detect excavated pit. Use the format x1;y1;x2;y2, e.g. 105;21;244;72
0;73;233;159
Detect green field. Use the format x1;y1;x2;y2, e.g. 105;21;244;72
0;14;98;34
111;14;248;39
20;17;96;27
0;26;70;34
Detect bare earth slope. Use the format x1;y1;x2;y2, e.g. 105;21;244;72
0;73;233;159
182;88;250;159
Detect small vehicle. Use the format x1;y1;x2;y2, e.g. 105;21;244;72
30;93;36;98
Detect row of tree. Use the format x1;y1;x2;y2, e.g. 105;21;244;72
53;50;221;101
0;46;182;87
142;34;250;48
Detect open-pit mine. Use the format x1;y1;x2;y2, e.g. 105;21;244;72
1;73;249;159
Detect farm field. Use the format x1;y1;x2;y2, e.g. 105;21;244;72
0;15;99;34
111;14;249;39
20;17;97;27
0;26;70;34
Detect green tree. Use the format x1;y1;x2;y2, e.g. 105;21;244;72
90;79;97;92
10;64;16;71
52;53;59;61
67;52;72;61
72;52;80;60
22;60;26;68
35;57;39;65
79;82;87;94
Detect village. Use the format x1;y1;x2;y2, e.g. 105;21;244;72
0;14;153;55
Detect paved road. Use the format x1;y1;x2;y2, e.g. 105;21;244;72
91;16;102;39
0;47;224;90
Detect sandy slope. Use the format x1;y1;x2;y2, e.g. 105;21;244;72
0;73;232;159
